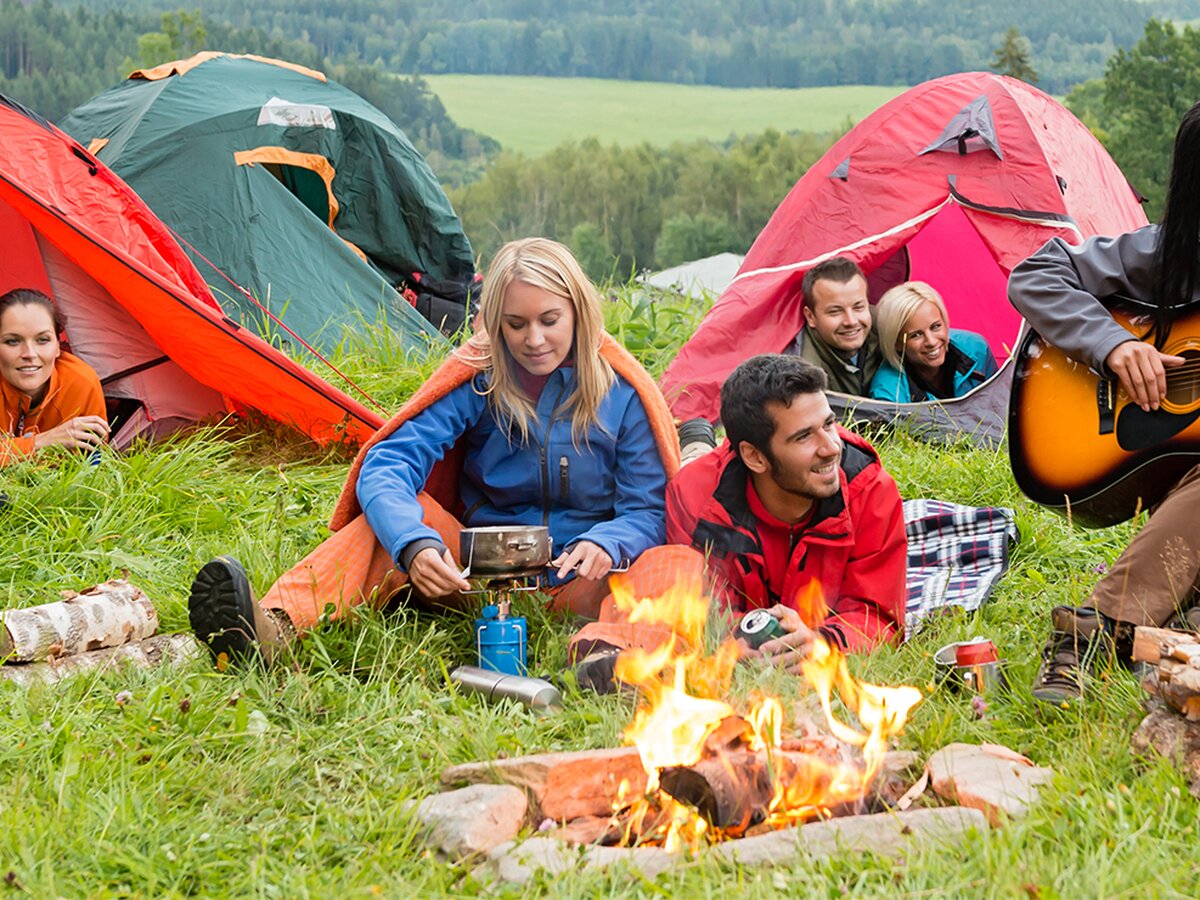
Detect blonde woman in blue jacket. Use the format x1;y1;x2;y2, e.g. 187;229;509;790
868;281;997;403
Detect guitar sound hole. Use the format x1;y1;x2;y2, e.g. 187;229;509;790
1166;350;1200;407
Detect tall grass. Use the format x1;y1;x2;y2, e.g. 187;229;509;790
0;289;1190;896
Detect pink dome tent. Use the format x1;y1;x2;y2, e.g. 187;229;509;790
660;72;1148;443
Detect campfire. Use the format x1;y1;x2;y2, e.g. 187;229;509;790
602;573;923;850
422;576;1054;884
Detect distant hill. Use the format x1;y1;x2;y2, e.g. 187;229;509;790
66;0;1200;92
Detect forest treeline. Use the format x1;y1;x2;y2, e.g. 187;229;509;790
0;0;496;180
452;17;1200;276
66;0;1200;93
449;129;838;277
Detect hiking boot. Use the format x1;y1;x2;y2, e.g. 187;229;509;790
571;647;622;695
1163;606;1200;634
1030;606;1116;705
188;556;291;668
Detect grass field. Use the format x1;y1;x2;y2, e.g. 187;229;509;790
0;291;1194;895
424;75;906;156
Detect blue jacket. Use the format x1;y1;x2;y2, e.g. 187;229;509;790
357;365;667;586
868;329;997;403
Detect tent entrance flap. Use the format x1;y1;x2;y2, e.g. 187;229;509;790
234;147;338;227
903;202;1018;363
263;162;330;225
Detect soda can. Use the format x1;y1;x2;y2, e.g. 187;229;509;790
737;609;785;649
475;603;527;676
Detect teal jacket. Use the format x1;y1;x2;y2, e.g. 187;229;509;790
868;329;997;403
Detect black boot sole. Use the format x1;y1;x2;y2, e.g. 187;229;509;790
188;556;260;667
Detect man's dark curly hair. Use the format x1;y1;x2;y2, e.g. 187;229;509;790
721;354;828;453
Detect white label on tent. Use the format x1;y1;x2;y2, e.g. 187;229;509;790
258;97;336;130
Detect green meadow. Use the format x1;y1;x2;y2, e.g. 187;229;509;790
424;75;906;156
0;292;1192;895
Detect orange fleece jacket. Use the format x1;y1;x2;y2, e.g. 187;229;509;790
1;352;105;465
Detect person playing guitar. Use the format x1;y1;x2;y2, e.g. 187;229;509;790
1009;100;1200;704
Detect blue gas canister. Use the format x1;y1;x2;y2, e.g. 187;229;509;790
475;602;527;676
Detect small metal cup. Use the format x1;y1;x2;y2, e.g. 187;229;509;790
959;659;1008;695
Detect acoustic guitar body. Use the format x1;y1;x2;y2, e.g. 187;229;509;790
1008;301;1200;527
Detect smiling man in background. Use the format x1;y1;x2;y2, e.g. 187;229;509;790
785;257;881;396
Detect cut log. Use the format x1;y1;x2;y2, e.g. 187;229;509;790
1131;708;1200;797
659;750;780;832
1;580;156;663
0;633;202;688
1132;626;1200;665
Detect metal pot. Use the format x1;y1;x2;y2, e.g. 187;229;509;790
459;525;552;578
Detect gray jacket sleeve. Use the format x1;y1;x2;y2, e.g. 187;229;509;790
1007;225;1159;373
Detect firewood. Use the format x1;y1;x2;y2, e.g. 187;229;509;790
658;750;803;833
1131;708;1200;796
1;580;156;663
1132;626;1200;664
0;633;202;688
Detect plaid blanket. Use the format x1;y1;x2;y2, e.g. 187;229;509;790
902;499;1019;638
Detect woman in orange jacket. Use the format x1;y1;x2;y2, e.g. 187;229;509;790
1;288;108;464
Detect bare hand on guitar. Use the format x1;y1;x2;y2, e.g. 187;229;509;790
1104;340;1186;411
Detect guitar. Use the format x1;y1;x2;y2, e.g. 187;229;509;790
1008;298;1200;527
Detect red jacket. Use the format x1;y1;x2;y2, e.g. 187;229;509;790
666;426;905;651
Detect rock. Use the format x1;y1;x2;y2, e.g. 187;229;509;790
713;807;988;866
553;815;619;846
440;747;648;820
408;784;527;859
926;743;1054;826
486;837;676;885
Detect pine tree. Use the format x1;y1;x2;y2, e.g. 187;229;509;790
991;27;1039;85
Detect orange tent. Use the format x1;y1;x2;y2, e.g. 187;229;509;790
0;94;384;447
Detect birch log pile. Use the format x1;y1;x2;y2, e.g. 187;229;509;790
0;633;203;688
0;580;157;663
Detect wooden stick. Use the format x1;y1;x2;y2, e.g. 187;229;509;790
1;580;157;663
0;633;202;688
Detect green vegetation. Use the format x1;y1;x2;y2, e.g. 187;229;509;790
451;130;836;279
69;0;1200;93
423;76;903;157
1067;17;1200;218
0;4;494;178
0;296;1192;895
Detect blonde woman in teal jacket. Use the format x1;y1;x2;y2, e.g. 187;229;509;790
868;281;997;402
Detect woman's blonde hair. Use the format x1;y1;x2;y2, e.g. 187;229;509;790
458;237;614;443
875;281;950;369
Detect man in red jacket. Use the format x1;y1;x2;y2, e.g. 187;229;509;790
571;354;905;686
667;354;906;669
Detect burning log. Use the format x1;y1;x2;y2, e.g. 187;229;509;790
659;750;789;833
656;748;859;834
1133;626;1200;720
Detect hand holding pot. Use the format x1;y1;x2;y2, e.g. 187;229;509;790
552;540;613;581
410;546;471;597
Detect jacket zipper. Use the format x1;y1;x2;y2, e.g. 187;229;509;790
559;456;569;501
539;383;568;529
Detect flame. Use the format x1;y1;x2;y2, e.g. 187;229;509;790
606;572;922;849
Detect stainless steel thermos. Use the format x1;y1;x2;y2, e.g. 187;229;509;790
450;665;563;710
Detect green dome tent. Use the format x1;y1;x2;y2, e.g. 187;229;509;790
60;52;476;353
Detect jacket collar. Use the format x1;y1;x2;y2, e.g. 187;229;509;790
710;442;851;541
2;360;59;432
